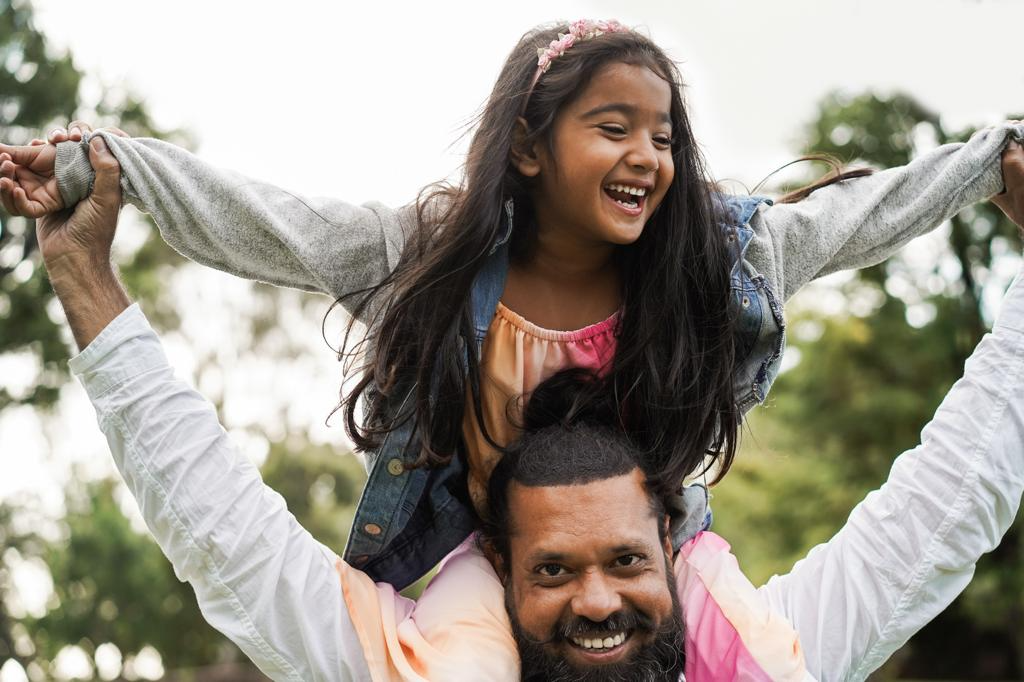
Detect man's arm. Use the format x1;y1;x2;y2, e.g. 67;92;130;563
758;268;1024;680
35;135;130;351
42;138;372;681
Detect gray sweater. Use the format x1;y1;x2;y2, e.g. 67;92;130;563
55;123;1024;315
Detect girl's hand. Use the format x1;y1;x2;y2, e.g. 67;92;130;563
0;142;62;217
993;138;1024;232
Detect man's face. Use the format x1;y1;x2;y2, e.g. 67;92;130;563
502;469;685;681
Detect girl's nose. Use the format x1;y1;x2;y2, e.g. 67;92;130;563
626;140;659;174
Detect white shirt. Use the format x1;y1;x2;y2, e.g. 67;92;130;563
70;270;1024;681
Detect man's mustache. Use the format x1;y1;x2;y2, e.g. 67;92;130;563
553;608;658;642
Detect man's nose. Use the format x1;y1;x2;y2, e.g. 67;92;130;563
571;572;624;623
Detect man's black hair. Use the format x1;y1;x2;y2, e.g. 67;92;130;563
481;368;669;564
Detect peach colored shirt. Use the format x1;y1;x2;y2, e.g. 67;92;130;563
463;302;620;512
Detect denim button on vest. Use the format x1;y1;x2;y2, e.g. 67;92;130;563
344;194;782;589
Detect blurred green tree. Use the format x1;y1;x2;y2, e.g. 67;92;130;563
0;3;365;679
715;92;1024;678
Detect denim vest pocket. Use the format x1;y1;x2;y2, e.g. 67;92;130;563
734;272;786;413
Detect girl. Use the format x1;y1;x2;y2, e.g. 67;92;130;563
2;20;1021;591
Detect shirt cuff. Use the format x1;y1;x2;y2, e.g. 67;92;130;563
68;303;168;400
55;138;95;207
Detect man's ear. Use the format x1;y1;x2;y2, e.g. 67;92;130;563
510;117;542;178
662;515;674;560
482;539;510;584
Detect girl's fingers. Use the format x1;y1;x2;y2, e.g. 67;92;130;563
0;178;18;215
12;185;42;218
29;138;46;146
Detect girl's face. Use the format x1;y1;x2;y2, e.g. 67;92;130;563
520;62;676;248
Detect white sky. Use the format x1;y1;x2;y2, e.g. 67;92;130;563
2;0;1021;518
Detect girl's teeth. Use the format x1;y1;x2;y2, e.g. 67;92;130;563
606;183;647;196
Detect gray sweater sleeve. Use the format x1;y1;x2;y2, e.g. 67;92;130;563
747;121;1024;302
55;131;412;311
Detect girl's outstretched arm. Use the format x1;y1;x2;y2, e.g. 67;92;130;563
758;266;1024;679
749;121;1024;302
12;130;413;319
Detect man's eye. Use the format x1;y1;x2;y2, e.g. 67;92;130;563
537;564;568;578
614;554;644;568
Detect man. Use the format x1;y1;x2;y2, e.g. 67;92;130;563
34;134;1024;681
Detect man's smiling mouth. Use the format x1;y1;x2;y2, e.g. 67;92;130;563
569;630;630;651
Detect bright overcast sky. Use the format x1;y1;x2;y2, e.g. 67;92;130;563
2;0;1020;505
27;0;1023;204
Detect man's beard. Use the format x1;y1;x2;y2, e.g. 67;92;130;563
506;568;685;682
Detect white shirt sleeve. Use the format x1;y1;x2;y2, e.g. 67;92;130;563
759;269;1024;681
69;305;372;682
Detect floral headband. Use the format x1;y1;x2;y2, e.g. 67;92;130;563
523;19;630;107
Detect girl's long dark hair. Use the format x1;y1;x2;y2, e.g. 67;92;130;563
332;22;867;491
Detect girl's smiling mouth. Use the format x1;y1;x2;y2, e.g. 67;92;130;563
603;182;648;216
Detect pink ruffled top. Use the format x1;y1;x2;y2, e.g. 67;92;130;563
335;531;811;680
462;302;620;512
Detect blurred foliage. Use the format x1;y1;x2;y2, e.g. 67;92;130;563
0;2;365;680
714;90;1024;678
0;0;191;415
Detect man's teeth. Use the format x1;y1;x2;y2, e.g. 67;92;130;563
570;632;627;650
605;184;647;196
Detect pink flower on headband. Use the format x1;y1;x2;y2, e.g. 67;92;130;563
534;19;629;77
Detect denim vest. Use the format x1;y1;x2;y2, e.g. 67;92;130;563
343;194;783;589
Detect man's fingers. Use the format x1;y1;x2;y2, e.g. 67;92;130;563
1001;141;1024;191
67;121;94;141
101;127;129;138
47;128;68;144
87;136;121;211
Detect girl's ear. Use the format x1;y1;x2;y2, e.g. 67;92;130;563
510;117;542;178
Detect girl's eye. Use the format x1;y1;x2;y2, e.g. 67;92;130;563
654;135;674;147
599;124;627;135
537;563;568;578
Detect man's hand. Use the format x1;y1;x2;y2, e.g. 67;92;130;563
0;120;127;218
41;135;131;351
993;139;1024;231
